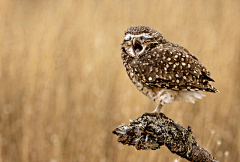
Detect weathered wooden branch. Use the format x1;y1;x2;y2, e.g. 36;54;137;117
112;113;218;162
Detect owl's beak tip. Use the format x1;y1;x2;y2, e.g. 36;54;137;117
133;37;136;46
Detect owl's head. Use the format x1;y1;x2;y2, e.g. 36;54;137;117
121;26;167;57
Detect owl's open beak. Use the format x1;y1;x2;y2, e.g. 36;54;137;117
132;38;144;57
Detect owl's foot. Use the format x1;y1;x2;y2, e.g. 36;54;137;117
142;112;161;119
153;103;163;113
142;104;163;119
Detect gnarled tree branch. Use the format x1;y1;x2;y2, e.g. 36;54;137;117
112;113;218;162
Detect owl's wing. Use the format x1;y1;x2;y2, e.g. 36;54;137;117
139;46;219;92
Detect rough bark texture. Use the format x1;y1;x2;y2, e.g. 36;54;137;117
112;113;218;162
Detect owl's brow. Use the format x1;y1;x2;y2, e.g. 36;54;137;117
124;33;153;40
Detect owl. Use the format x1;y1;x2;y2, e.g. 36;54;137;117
121;26;219;114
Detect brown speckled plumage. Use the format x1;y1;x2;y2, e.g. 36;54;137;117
121;26;218;111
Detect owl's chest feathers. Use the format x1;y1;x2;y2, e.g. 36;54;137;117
123;56;174;104
129;71;177;104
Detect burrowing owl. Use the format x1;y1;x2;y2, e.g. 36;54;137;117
121;26;219;113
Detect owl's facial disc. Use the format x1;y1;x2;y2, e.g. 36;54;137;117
123;33;153;57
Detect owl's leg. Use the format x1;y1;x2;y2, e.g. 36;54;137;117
153;103;163;113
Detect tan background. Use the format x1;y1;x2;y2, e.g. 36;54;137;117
0;0;240;162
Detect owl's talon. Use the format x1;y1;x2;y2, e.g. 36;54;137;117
142;112;161;119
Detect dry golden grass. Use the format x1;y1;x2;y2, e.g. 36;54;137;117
0;0;239;161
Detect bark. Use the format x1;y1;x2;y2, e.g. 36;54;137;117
112;113;218;162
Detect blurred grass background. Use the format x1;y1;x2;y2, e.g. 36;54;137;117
0;0;240;161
